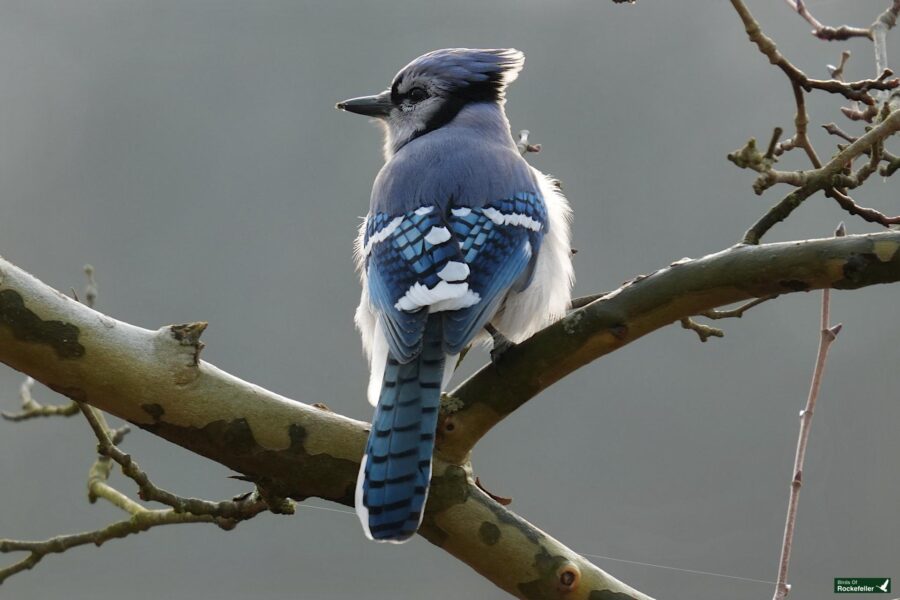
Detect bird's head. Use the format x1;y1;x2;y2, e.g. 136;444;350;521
336;48;524;155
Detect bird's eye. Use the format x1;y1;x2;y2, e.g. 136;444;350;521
407;87;428;103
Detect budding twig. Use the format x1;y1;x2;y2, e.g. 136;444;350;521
771;224;845;600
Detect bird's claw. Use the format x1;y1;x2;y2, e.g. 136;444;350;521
486;324;516;365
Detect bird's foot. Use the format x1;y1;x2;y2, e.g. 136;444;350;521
485;324;516;365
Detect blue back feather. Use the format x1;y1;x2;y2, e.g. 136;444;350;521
371;104;539;213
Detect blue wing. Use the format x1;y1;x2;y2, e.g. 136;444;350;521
364;192;547;360
443;193;546;352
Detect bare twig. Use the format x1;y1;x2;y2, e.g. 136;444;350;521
570;292;611;310
782;0;900;111
86;422;145;515
787;83;821;168
783;0;872;41
731;0;900;243
782;0;825;33
680;318;724;342
741;108;900;243
733;0;897;103
872;2;900;102
699;295;777;319
822;122;856;143
784;0;900;51
822;123;900;179
78;403;284;519
829;190;900;225
827;51;851;81
0;509;237;584
0;403;274;585
881;152;900;176
841;103;880;122
516;129;541;155
771;225;844;600
1;377;79;421
82;264;97;309
679;296;776;342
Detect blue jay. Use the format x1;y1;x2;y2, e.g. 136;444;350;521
337;48;574;542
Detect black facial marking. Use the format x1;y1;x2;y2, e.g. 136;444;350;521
408;87;428;103
454;71;509;103
390;66;510;148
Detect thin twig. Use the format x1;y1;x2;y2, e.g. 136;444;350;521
827;51;851;81
783;0;872;41
771;225;844;600
741;108;900;243
680;296;776;342
823;121;900;188
680;318;724;342
570;292;611;310
731;0;900;243
78;404;278;520
822;122;856;143
0;509;230;584
0;377;79;421
872;2;900;102
788;83;821;168
733;0;897;103
830;190;900;225
699;296;777;319
516;129;541;155
881;153;900;176
0;404;275;585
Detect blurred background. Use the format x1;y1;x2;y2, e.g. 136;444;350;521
0;1;897;599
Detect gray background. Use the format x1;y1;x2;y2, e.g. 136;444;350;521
0;1;897;599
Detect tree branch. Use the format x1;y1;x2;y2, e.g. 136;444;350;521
732;0;898;103
740;108;900;243
728;0;900;243
0;256;651;600
1;376;78;421
3;222;900;597
4;219;900;598
782;0;872;41
436;231;900;463
0;401;271;584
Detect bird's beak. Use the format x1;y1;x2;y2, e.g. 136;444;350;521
335;90;393;118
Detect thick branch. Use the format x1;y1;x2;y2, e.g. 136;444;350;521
5;227;900;596
436;231;900;462
0;256;649;600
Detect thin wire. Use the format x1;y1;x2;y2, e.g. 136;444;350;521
579;552;776;585
296;503;356;516
295;503;776;586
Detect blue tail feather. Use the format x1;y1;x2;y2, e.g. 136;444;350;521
357;317;445;542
